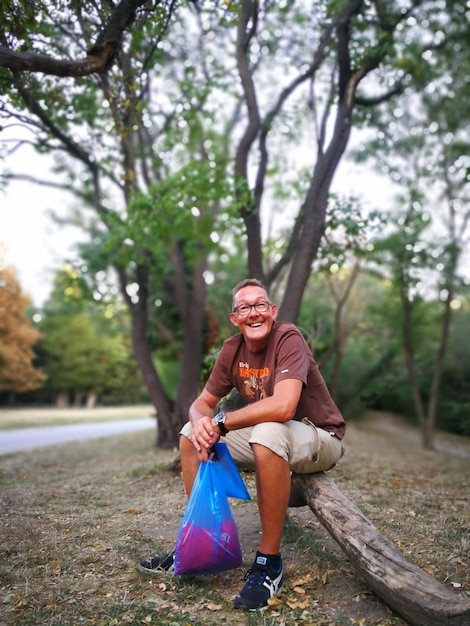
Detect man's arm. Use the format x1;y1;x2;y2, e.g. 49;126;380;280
188;379;303;459
222;378;303;431
188;389;221;459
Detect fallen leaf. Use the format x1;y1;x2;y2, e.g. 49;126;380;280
267;596;283;610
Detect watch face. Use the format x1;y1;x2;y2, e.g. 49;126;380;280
215;413;227;433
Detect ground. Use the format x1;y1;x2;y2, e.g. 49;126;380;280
0;410;468;625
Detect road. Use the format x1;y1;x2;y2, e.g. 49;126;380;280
0;417;156;456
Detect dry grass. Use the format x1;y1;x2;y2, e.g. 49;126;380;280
0;412;468;626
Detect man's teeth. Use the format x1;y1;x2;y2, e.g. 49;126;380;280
249;322;262;327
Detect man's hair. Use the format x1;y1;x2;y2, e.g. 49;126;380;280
232;278;269;309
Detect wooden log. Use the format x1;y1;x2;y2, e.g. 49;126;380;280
289;472;470;626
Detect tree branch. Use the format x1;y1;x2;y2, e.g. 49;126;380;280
0;0;154;76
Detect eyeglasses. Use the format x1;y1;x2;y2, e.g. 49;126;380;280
233;301;271;316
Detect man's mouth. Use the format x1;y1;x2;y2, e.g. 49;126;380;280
248;322;263;328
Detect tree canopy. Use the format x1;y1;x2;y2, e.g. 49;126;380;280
35;264;146;407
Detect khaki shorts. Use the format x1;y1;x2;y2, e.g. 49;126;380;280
179;418;344;474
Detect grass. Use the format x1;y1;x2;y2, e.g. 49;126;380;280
0;411;469;625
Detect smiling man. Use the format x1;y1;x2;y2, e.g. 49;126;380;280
139;278;346;610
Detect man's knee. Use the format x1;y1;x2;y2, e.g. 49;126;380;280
179;421;193;455
179;431;192;452
249;422;292;462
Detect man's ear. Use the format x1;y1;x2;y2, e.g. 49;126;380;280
229;312;239;327
271;304;279;319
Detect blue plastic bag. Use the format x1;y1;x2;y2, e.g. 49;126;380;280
211;442;251;501
174;459;243;575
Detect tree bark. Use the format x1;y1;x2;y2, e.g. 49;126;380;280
289;473;470;626
117;265;176;448
172;257;207;432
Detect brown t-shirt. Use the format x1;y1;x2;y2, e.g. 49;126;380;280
205;321;346;439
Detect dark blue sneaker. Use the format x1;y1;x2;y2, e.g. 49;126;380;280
137;551;175;574
233;554;283;610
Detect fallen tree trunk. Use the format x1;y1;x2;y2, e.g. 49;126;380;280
289;472;470;626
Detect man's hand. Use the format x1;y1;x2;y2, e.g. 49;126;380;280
191;415;220;462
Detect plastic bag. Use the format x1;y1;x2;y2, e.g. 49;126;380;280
174;459;243;575
211;442;251;501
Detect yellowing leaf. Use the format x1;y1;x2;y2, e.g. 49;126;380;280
321;568;336;585
293;586;306;595
267;596;283;610
207;602;223;611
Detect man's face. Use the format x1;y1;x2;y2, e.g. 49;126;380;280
230;285;278;351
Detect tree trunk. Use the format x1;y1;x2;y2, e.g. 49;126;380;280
280;98;354;322
55;392;69;408
173;261;207;431
327;264;360;399
129;303;175;448
86;391;98;409
289;473;470;626
73;392;84;407
117;265;176;448
423;290;453;450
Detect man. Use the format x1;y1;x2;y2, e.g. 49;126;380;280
139;278;345;610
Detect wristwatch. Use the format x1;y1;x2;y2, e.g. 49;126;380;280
213;412;228;436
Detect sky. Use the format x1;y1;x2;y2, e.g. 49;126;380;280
1;141;87;308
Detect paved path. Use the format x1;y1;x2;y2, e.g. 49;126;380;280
0;418;156;456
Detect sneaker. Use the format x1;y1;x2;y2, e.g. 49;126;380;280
233;554;283;610
137;550;175;574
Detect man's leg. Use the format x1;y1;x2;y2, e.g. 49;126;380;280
179;433;200;497
233;442;288;610
252;442;291;554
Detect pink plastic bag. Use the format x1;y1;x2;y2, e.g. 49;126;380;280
174;459;243;575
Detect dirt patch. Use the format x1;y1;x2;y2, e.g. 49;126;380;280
0;414;468;625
